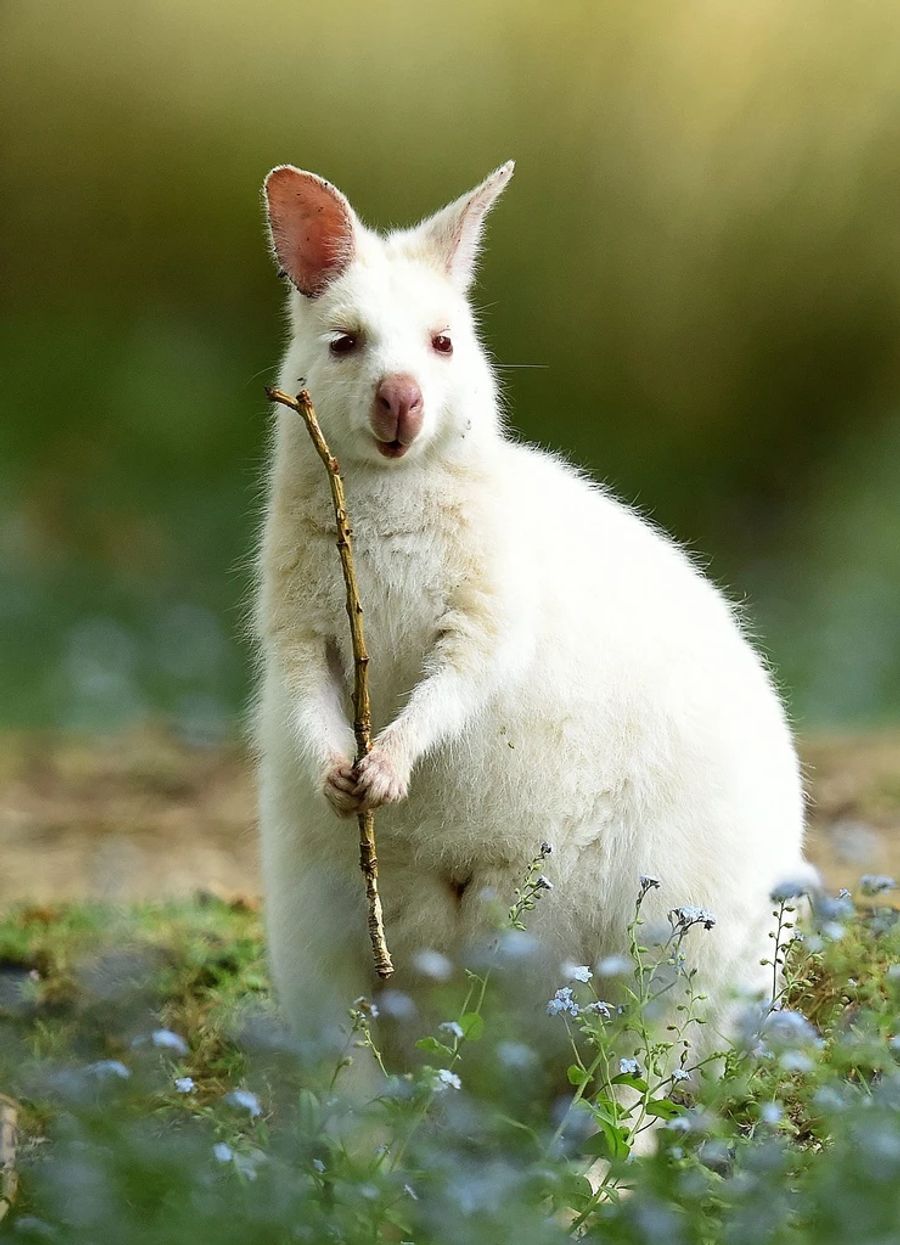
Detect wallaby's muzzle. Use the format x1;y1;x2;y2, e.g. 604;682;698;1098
370;373;424;458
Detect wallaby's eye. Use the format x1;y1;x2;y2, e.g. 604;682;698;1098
329;332;360;357
431;333;453;356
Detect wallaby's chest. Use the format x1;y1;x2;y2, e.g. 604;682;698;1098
294;483;463;723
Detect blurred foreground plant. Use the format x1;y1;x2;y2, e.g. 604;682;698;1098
0;866;896;1243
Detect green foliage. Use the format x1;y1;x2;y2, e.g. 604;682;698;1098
5;3;900;727
0;867;897;1243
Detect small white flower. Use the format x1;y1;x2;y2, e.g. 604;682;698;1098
619;1057;641;1077
151;1029;189;1056
352;997;379;1019
779;1050;814;1073
563;963;593;983
378;990;417;1021
413;949;453;981
496;1041;536;1070
760;1102;783;1125
596;954;630;977
439;1021;464;1040
174;1076;195;1094
225;1089;263;1118
436;1069;461;1091
86;1060;130;1080
212;1142;233;1164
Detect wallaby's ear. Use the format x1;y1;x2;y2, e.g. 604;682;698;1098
413;160;515;289
263;166;357;297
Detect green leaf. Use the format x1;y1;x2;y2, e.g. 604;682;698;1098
567;1064;590;1086
644;1098;683;1120
296;1089;320;1133
582;1122;631;1162
611;1073;649;1093
458;1012;485;1041
589;1096;619;1127
415;1036;453;1057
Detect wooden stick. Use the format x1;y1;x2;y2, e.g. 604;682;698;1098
0;1094;18;1224
266;386;394;979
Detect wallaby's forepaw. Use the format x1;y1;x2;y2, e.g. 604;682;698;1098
322;760;361;818
353;747;408;811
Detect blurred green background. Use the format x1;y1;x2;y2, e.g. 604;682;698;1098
2;0;899;735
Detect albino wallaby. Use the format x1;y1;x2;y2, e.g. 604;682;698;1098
254;160;815;1044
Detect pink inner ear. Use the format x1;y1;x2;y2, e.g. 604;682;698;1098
265;167;354;297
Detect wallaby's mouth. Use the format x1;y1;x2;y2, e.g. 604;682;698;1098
375;438;410;460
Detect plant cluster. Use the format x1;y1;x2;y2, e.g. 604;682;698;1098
0;861;897;1243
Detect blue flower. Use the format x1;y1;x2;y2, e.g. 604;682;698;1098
174;1076;195;1094
619;1057;641;1076
770;879;808;902
672;1068;690;1083
212;1142;233;1164
763;1008;820;1049
815;892;854;922
670;906;716;931
151;1029;189;1056
534;874;553;891
639;875;661;890
225;1089;263;1118
436;1069;461;1090
860;875;896;896
546;987;580;1018
439;1021;464;1040
585;1000;612;1019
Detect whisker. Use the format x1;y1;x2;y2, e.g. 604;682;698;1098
244;364;279;387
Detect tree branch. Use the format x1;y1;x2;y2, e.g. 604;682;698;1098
266;386;394;979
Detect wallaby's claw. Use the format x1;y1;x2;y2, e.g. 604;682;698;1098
352;748;408;811
323;761;362;818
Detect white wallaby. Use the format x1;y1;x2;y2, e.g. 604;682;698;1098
254;160;815;1046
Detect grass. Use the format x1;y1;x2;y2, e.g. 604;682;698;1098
0;869;897;1243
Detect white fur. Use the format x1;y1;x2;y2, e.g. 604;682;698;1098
253;163;814;1043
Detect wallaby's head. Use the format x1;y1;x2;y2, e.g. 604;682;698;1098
263;162;514;466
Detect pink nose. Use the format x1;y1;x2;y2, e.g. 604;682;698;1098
371;374;424;449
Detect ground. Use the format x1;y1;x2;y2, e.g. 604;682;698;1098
1;728;898;903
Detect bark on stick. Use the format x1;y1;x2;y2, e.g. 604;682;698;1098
266;386;394;979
